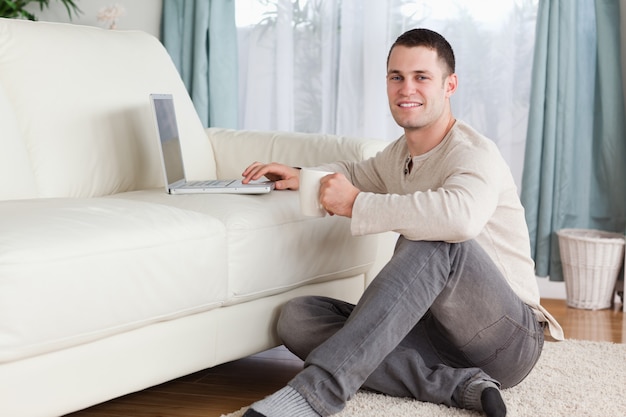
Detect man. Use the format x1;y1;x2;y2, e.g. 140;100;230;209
240;28;563;417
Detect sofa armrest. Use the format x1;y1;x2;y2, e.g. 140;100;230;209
206;128;389;179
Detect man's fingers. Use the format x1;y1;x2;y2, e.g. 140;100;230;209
275;176;299;190
242;163;271;183
241;161;260;176
242;163;300;189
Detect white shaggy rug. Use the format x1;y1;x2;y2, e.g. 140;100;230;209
221;339;626;417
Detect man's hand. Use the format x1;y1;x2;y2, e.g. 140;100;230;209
242;162;301;190
319;173;360;218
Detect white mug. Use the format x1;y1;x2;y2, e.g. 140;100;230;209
299;168;334;217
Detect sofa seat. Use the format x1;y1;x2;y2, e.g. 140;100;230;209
0;198;228;363
110;189;377;304
0;190;378;367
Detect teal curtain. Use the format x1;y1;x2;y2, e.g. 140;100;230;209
521;0;626;281
161;0;238;128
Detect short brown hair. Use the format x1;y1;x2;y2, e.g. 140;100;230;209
387;28;456;76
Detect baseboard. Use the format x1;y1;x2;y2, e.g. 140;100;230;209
536;276;566;299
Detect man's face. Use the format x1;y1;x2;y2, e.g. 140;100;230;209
386;45;455;132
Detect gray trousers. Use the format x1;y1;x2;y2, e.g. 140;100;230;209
278;237;544;416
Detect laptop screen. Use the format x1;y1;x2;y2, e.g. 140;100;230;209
152;95;185;185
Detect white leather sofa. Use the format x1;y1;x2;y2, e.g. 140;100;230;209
0;18;394;417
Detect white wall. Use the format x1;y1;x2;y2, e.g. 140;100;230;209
536;277;566;300
26;0;162;38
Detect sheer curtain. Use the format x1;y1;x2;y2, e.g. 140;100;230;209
236;0;539;188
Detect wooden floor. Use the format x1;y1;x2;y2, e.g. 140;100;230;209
67;298;624;417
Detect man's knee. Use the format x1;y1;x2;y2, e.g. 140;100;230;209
277;296;315;342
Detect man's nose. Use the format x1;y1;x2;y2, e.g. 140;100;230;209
399;80;416;95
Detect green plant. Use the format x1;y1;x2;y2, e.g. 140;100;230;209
0;0;81;21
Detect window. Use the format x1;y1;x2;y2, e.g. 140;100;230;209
235;0;539;187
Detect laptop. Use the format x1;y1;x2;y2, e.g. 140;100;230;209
150;93;274;194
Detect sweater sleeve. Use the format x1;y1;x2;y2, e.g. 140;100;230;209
350;137;503;242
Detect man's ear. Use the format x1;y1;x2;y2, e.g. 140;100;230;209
445;73;458;98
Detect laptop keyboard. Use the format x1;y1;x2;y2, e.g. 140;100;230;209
185;179;236;188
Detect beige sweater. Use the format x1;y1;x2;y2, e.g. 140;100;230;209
322;120;563;340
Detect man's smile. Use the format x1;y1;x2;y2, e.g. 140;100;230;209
398;102;423;108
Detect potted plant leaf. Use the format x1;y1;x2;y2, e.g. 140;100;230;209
0;0;81;21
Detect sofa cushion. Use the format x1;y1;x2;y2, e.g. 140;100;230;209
0;198;227;362
0;18;216;199
110;189;378;303
0;82;37;201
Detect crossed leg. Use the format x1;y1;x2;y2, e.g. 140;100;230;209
278;238;544;415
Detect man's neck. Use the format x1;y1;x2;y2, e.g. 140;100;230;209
405;114;456;156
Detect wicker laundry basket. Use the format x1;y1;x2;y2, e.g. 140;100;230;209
557;229;625;310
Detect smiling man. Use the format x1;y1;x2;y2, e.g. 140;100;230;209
241;28;563;417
